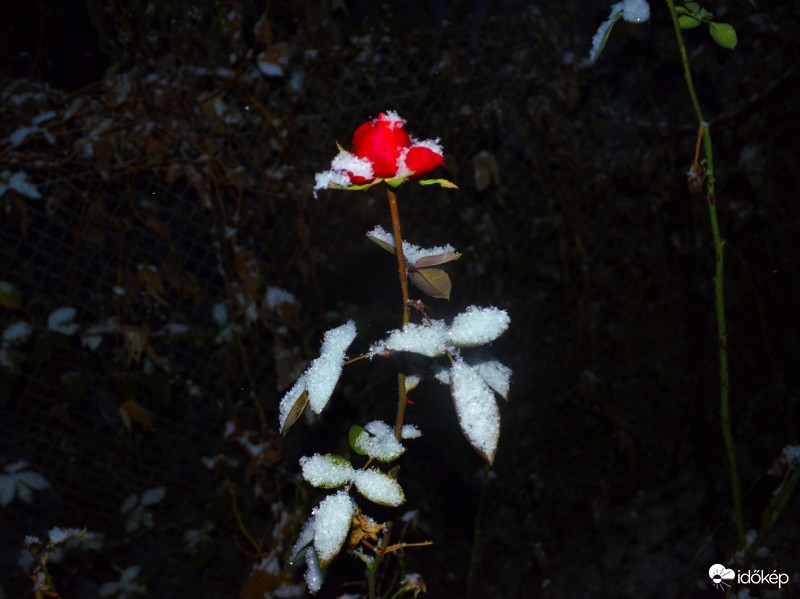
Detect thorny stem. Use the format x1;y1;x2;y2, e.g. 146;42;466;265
387;189;410;441
665;0;745;548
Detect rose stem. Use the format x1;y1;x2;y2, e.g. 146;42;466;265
387;188;409;441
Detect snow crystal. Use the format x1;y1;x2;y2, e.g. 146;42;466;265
265;287;297;310
450;360;500;463
300;454;355;488
305;547;324;593
474;360;512;400
353;468;405;506
356;420;406;461
212;302;228;326
48;527;85;545
10;127;35;147
278;321;356;430
140;486;166;506
32;111;57;127
370;321;448;358
2;171;42;200
332;151;374;181
314;169;351;193
587;1;650;65
3;321;31;344
258;60;284;78
366;225;457;265
312;491;354;565
448;305;510;346
48;306;79;335
381;110;405;127
782;445;800;466
313;151;375;193
401;424;422;439
622;0;650;23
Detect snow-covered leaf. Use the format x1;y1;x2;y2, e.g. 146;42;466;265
351;420;405;462
313;491;354;566
305;545;324;593
300;454;354;488
448;306;509;347
474;360;512;400
371;321;448;358
450;361;500;464
304;321;357;414
278;321;356;431
353;469;405;506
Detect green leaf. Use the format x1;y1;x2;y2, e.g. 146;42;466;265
417;178;458;189
348;425;368;455
409;269;452;300
678;14;701;29
685;2;701;14
709;22;737;49
280;389;309;436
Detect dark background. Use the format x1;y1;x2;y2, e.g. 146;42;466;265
1;1;799;597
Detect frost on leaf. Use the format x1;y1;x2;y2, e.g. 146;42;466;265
300;454;354;488
278;321;356;432
353;469;405;507
448;305;510;347
349;420;406;462
474;360;512;400
312;491;354;566
450;360;500;464
369;321;448;358
291;516;325;595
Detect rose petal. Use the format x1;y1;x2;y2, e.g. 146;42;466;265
352;112;412;179
404;143;444;178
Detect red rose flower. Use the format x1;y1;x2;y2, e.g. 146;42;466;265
314;111;448;193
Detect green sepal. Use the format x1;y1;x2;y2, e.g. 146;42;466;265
418;178;458;189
